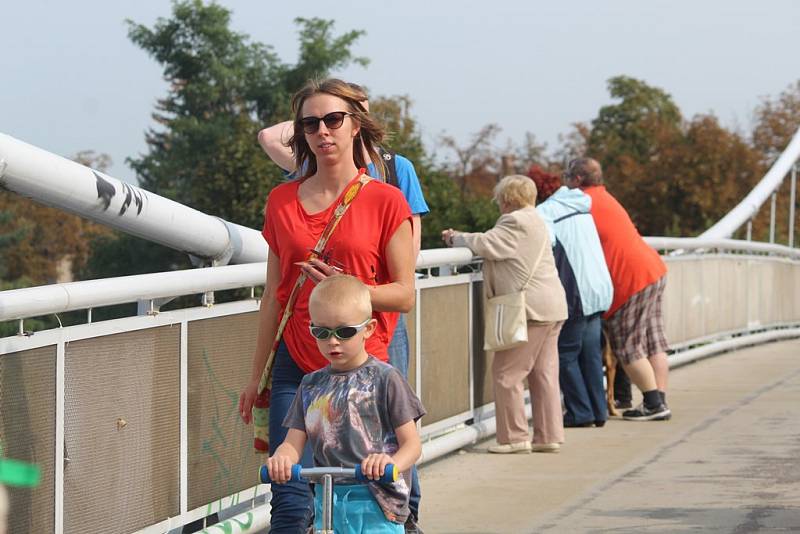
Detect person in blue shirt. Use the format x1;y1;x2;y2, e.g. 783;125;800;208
257;83;428;533
534;174;613;428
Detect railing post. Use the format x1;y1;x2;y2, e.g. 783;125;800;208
769;192;777;243
790;164;797;248
746;219;753;241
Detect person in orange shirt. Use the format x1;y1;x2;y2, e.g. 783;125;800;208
564;158;671;422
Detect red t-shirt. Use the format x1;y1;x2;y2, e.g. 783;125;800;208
582;185;667;318
262;174;412;373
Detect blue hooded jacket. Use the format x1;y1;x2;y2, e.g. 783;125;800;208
537;186;613;318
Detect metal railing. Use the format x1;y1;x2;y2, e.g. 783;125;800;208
2;241;799;534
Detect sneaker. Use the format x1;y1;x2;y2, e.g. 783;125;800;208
531;442;560;453
614;399;633;410
488;441;532;454
622;402;671;421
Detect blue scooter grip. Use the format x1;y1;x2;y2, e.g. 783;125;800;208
260;463;304;484
355;463;397;484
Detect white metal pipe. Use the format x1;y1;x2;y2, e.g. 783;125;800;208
2;239;798;323
416;247;475;268
701;126;800;239
643;236;800;259
769;192;777;243
668;326;800;368
790;165;797;248
0;262;267;322
0;133;266;264
747;220;753;241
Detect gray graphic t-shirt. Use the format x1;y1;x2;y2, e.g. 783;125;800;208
284;356;425;523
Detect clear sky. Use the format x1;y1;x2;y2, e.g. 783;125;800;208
3;0;799;183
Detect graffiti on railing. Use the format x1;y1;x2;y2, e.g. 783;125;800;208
199;512;253;534
199;348;254;497
93;170;146;215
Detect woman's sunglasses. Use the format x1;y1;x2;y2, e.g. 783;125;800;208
299;111;353;135
309;317;371;341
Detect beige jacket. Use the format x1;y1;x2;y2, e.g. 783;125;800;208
453;205;567;323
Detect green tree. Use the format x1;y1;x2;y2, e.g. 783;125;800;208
0;152;114;286
370;94;426;164
748;80;800;242
752;80;800;166
86;2;369;280
126;3;366;229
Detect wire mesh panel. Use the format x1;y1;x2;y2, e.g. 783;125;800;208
472;282;495;409
662;260;685;344
0;346;55;534
420;284;471;425
187;312;262;510
64;326;180;534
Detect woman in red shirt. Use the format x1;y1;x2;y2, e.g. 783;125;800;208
238;79;415;532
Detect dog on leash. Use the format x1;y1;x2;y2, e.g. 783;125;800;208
602;329;620;417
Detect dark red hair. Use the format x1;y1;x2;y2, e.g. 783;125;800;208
527;165;561;203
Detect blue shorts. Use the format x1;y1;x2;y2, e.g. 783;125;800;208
314;484;403;533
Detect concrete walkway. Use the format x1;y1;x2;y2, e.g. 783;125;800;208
418;338;800;533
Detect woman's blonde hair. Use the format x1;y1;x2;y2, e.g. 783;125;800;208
493;175;538;211
289;78;385;180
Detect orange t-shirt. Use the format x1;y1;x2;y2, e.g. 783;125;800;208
262;174;412;373
582;185;666;318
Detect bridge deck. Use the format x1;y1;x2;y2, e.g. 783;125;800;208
419;338;800;533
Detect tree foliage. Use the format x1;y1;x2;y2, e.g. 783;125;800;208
83;1;370;279
0;151;114;286
752;80;800;166
583;75;767;237
124;2;369;229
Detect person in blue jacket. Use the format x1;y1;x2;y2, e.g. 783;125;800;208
534;172;613;427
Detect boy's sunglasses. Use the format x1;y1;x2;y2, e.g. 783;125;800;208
299;111;353;134
309;317;371;341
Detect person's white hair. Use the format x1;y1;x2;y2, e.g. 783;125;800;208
493;175;538;211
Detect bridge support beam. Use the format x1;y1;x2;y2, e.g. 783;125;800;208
790;164;797;248
769;192;777;243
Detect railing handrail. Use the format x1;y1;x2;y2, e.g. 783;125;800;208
643;236;800;258
1;238;798;323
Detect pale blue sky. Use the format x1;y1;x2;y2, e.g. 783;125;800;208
3;0;799;183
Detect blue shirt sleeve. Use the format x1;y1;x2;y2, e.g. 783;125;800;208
393;155;430;216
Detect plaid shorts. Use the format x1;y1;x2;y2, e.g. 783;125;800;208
606;276;669;365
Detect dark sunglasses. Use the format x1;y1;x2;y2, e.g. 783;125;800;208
299;111;353;134
309;317;371;340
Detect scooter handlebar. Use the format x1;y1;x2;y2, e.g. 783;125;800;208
259;463;397;485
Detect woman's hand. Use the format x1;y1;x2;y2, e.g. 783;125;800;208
441;228;457;247
361;453;394;481
238;378;260;424
295;258;343;284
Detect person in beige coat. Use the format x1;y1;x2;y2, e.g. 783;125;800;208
443;175;568;453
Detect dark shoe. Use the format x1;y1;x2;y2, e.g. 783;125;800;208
593;420;606;428
405;515;424;533
623;402;671;421
614;399;633;410
564;420;594;428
